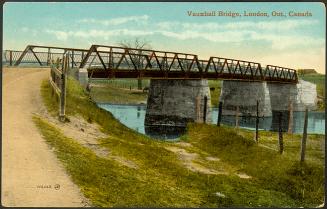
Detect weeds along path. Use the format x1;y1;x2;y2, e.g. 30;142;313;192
2;68;88;207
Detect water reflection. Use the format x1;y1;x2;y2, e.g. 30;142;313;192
97;104;325;140
144;125;186;140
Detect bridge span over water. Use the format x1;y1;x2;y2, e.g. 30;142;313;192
5;44;298;83
4;44;315;130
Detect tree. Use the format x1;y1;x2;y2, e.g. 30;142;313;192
118;38;152;90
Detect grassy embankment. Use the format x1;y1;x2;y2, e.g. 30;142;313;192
33;76;324;207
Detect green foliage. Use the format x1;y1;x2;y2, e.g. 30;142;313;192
89;83;148;104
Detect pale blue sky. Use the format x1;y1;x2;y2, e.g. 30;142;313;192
3;2;326;73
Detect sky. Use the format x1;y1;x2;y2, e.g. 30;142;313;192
3;2;326;73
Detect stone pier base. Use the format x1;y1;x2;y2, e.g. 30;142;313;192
145;79;212;126
219;80;317;117
219;81;272;117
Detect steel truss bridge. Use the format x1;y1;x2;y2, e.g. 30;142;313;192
4;44;298;83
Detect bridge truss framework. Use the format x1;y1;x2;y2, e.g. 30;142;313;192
4;44;298;83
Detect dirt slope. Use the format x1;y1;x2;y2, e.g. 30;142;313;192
1;68;89;207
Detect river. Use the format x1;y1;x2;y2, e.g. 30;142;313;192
98;103;325;140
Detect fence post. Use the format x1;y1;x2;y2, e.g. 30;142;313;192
255;100;259;143
278;112;284;154
235;106;239;129
59;55;67;122
195;96;200;123
300;108;308;163
9;51;13;66
203;96;208;124
217;101;222;126
288;100;293;134
71;50;74;68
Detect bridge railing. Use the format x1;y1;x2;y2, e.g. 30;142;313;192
4;45;89;67
263;65;298;83
205;57;263;80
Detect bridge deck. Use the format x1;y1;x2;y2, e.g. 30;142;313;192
4;44;298;83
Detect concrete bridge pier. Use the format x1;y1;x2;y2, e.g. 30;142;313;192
219;80;272;117
219;79;317;132
144;79;212;127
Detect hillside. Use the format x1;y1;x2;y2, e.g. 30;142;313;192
32;74;324;207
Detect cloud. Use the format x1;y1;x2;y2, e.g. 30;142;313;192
45;28;154;41
156;29;324;50
78;15;149;26
45;17;323;51
156;19;319;31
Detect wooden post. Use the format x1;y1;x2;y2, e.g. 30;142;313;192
59;55;67;122
255;100;259;143
235;106;239;129
300;108;308;162
288;100;293;134
195;96;200;123
203;96;208;124
71;50;74;68
278;112;284;154
9;51;13;66
217;101;222;126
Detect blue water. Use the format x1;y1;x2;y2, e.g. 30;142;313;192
98;103;325;139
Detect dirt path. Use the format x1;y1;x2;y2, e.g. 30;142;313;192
2;68;89;207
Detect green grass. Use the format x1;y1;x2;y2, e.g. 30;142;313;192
185;124;324;206
89;83;148;104
34;77;324;207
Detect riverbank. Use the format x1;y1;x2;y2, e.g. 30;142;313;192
33;76;324;207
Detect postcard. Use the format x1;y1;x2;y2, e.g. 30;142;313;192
2;1;325;208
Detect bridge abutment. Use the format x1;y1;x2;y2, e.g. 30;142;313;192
145;79;212;127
